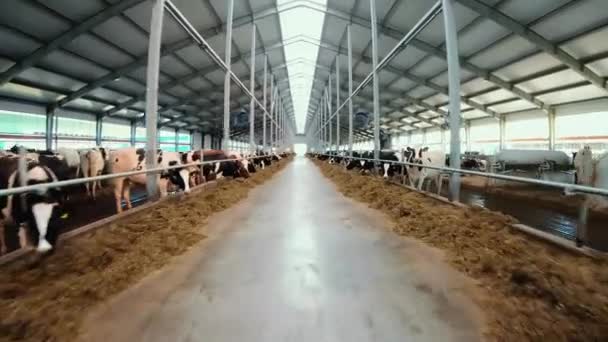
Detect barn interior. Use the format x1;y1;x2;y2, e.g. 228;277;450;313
0;0;607;341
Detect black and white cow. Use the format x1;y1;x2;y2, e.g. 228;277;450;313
1;158;67;253
406;147;446;193
345;152;363;170
379;151;405;179
253;151;272;170
228;152;254;175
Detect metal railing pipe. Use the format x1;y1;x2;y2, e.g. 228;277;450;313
0;155;272;198
316;153;608;197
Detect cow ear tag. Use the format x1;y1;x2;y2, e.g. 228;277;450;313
61;213;69;219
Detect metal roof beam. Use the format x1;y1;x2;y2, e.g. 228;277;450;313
53;3;290;111
12;75;202;128
305;36;500;120
314;2;550;111
52;38;192;110
0;0;146;87
102;40;284;117
348;89;444;128
456;0;608;92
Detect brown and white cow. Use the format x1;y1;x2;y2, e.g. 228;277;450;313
200;150;250;181
180;150;204;187
109;148;190;213
227;151;253;176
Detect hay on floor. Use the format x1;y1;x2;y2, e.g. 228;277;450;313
0;158;290;342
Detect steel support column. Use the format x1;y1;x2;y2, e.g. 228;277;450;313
145;0;165;199
276;97;280;149
336;55;340;152
323;92;328;151
443;0;461;202
174;129;179;151
130;120;136;146
328;78;333;153
45;107;55;151
321;96;325;151
278;103;281;149
222;0;235;150
262;55;268;151
249;23;256;153
465;120;471;152
548;109;556;151
347;24;354;157
274;86;277;149
95;114;103;146
370;0;381;162
315;108;321;151
269;77;275;150
499;115;506;151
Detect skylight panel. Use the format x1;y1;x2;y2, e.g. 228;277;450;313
277;0;327;133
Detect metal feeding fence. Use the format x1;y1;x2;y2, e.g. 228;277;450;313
0;152;272;199
316;153;608;250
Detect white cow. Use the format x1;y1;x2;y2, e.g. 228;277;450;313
79;147;108;198
572;146;608;209
56;147;81;179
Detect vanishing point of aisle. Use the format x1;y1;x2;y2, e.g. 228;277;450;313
79;157;483;342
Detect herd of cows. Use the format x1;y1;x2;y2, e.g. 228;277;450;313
0;145;290;255
310;145;608;200
309;148;473;194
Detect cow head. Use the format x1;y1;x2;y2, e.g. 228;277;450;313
345;159;359;170
403;147;416;163
418;147;429;158
214;161;242;179
382;163;402;179
247;159;257;173
382;163;391;179
165;161;190;193
236;160;250;178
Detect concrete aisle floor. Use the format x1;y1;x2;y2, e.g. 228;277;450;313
80;157;483;342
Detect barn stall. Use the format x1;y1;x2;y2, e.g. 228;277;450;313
0;0;607;341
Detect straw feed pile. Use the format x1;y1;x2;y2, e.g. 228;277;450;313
0;158;291;342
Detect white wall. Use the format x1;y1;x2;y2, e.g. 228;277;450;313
470;118;500;154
